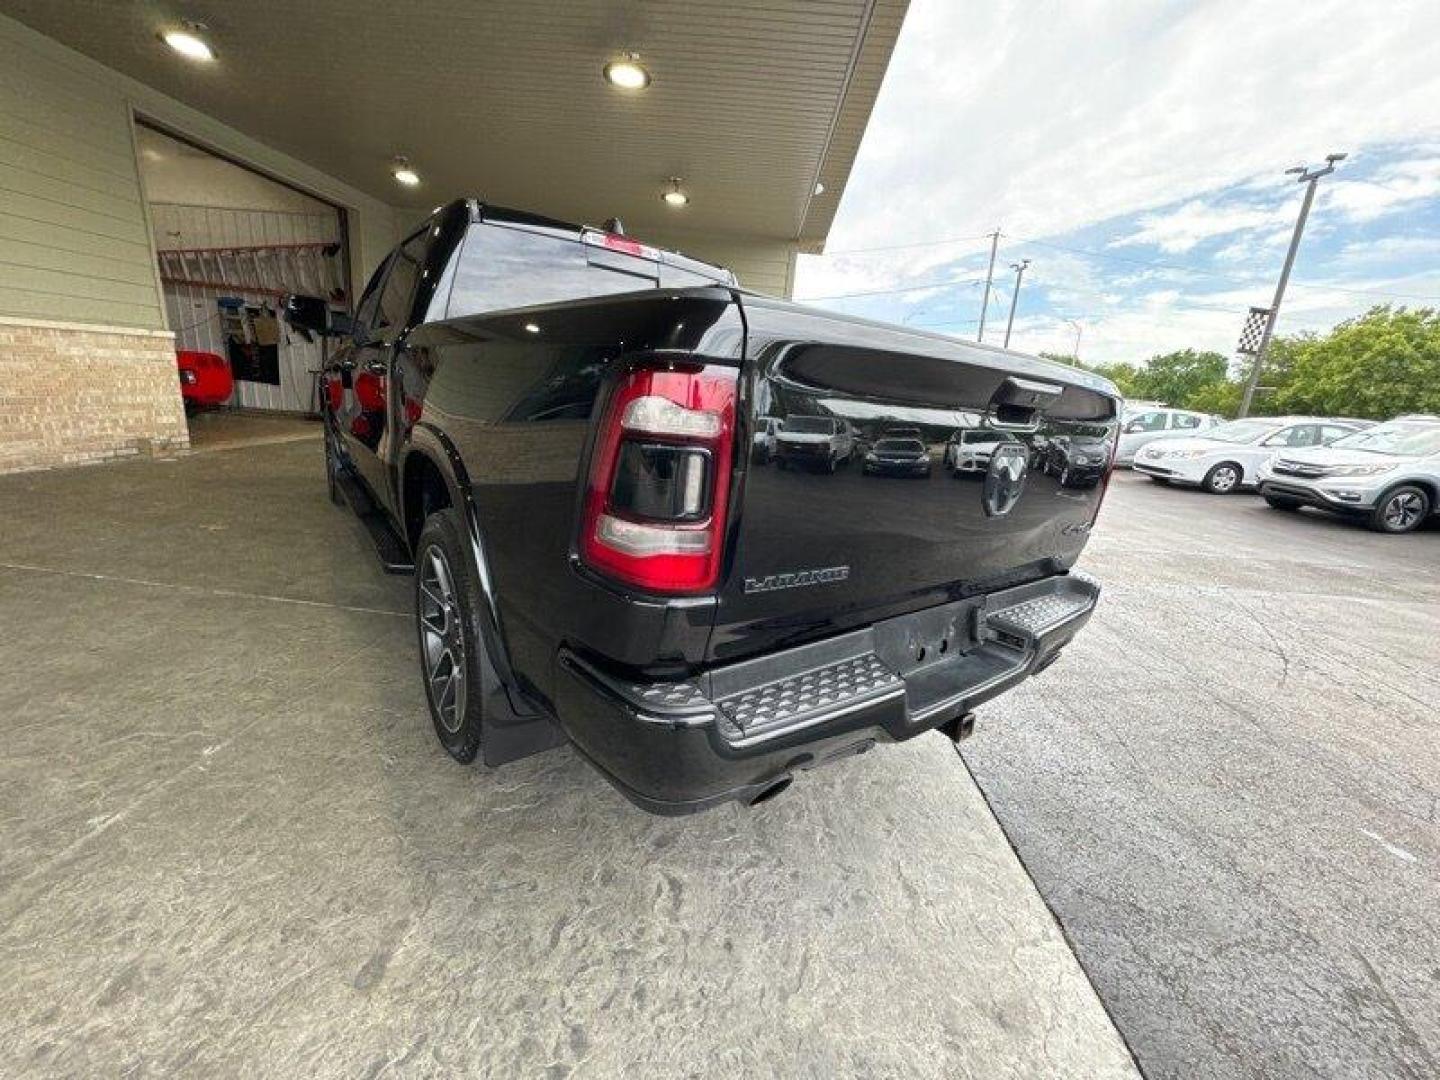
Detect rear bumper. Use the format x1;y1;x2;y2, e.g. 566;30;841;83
554;572;1100;814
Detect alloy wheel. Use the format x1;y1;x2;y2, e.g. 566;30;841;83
1383;491;1425;531
418;545;466;733
1210;465;1240;493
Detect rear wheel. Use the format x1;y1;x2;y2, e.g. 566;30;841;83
1264;494;1301;511
1369;485;1430;534
415;509;487;762
1203;462;1242;494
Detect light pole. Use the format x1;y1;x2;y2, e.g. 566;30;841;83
1063;318;1083;364
1002;259;1030;348
976;228;1000;342
1238;153;1347;417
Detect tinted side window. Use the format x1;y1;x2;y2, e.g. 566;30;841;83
374;232;427;334
447;225;658;318
354;255;391;329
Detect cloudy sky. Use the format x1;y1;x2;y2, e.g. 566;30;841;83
795;0;1440;366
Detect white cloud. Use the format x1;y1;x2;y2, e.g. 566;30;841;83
1325;157;1440;222
1112;199;1291;253
803;0;1440;259
794;0;1440;366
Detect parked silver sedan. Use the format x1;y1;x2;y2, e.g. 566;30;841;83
1133;416;1365;494
1256;418;1440;533
1115;407;1220;465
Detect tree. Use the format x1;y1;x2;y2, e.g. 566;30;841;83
1126;349;1230;408
1081;360;1141;398
1268;307;1440;419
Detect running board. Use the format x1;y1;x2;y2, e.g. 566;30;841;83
333;469;414;575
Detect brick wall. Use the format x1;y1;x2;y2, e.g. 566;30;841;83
0;317;189;474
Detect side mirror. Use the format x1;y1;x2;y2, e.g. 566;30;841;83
283;294;357;339
1123;420;1145;434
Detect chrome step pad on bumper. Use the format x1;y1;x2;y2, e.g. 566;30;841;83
571;572;1099;751
713;652;904;746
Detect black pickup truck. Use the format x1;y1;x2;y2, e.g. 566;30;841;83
285;199;1120;814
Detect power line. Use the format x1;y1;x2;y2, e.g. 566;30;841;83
1002;231;1440;302
797;276;984;302
816;231;993;257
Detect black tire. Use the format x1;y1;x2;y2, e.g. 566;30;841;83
1202;461;1243;494
1264;494;1300;511
414;509;487;762
1368;484;1430;534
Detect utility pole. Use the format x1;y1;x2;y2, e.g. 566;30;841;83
1002;259;1030;348
1238;153;1347;417
976;228;1000;342
1064;318;1083;365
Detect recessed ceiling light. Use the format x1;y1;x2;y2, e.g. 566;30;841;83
524;322;541;334
392;156;420;186
604;55;651;90
662;177;689;207
813;182;826;196
160;24;215;61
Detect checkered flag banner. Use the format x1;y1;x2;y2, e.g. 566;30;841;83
1236;306;1271;355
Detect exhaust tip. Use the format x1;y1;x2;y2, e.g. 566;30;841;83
747;775;794;807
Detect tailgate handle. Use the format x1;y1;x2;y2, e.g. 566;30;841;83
987;376;1063;430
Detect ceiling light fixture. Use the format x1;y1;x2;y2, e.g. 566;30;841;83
813;182;826;196
160;23;216;61
662;177;689;207
392;156;420;186
604;54;651;90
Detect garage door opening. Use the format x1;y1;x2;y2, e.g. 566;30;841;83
135;121;350;450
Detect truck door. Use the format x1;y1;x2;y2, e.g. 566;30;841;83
335;231;428;513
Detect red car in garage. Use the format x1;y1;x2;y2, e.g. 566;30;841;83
176;349;233;411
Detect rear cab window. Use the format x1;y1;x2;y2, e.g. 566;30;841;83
445;223;656;318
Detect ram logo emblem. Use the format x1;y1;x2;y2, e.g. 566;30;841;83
983;443;1029;518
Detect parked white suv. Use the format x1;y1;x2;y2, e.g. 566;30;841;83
1115;407;1219;465
1133;416;1364;494
1256;419;1440;533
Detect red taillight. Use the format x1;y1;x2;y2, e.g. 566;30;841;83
579;363;737;594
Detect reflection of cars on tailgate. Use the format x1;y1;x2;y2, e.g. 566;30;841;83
175;350;233;410
1041;435;1109;487
774;416;853;471
863;437;932;477
945;429;1006;474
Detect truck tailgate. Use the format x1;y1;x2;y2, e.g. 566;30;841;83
708;297;1118;663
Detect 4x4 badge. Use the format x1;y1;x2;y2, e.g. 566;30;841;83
983;443;1029;517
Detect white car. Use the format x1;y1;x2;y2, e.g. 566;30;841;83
1256;418;1440;533
1133;416;1365;494
1115;407;1220;466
